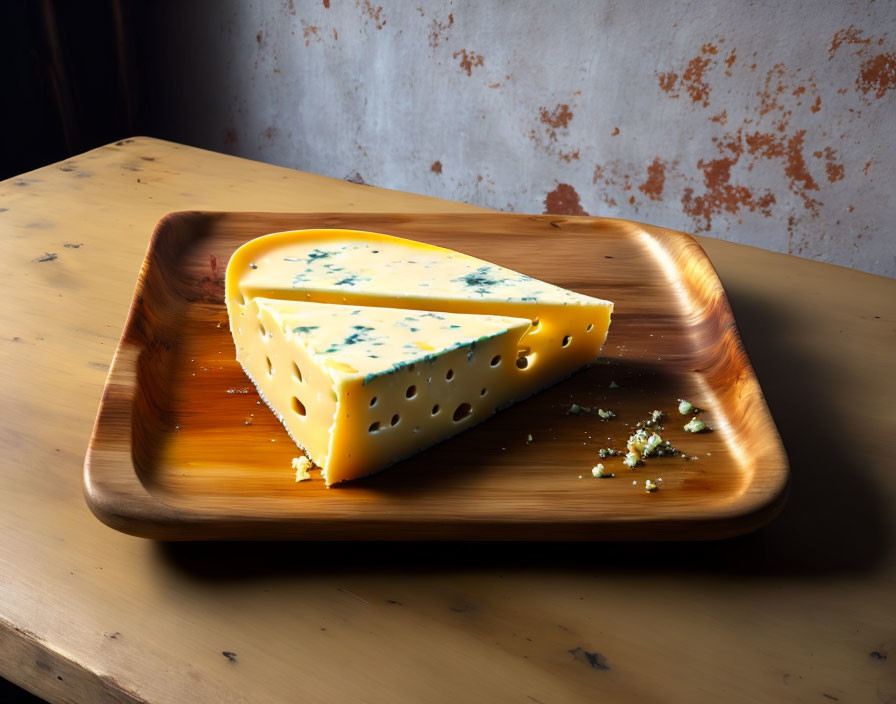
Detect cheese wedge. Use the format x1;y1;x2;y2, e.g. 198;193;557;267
237;298;531;484
225;229;613;484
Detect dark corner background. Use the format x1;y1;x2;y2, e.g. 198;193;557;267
0;4;172;699
0;0;183;181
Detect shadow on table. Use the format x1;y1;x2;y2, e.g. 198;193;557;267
156;279;891;580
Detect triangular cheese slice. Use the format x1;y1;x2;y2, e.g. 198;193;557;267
225;229;614;484
236;298;531;484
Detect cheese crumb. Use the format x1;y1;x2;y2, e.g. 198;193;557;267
644;432;663;457
292;456;313;482
627;428;648;455
597;408;616;420
678;399;695;415
527;434;533;443
623;451;640;468
684;418;707;433
591;463;614;478
645;479;658;493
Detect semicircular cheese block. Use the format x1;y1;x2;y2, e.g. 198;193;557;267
225;229;613;485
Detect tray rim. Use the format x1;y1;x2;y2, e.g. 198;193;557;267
83;210;790;540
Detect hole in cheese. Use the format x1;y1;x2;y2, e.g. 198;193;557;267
291;396;306;416
480;388;487;396
453;403;472;422
516;347;533;370
391;414;400;427
446;369;454;381
562;335;572;347
586;323;594;332
369;421;380;432
292;361;303;382
531;317;540;330
266;356;273;375
490;355;501;367
431;404;440;415
406;385;417;399
370;397;377;407
259;321;267;338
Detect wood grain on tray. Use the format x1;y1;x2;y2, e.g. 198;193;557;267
83;212;788;540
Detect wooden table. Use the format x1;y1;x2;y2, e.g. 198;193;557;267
1;138;893;703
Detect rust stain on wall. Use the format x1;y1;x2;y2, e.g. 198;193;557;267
817;147;845;183
303;23;321;46
528;100;579;162
680;128;778;230
638;157;667;201
829;25;872;59
430;160;442;174
743;127;821;213
609;35;862;240
323;0;330;7
857;52;896;98
611;127;620;136
656;41;725;107
544;184;588;215
756;63;789;119
825;25;894;101
358;0;385;30
825;161;845;183
428;12;454;48
783;130;819;203
682;41;719;106
724;50;737;76
592;161;638;209
539;104;573;131
657;71;678;95
454;49;484;76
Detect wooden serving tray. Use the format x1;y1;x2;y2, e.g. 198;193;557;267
83;212;788;540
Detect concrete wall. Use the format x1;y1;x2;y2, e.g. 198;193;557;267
145;0;896;277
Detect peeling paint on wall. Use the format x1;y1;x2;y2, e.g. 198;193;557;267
155;0;896;277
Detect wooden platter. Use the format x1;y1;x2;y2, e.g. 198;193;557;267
83;212;788;540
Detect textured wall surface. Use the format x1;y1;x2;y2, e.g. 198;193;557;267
145;0;896;276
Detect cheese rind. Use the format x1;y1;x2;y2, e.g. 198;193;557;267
225;229;614;484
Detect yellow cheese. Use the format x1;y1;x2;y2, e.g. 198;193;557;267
237;298;531;484
225;229;613;485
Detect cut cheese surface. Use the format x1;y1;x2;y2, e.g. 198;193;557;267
225;229;614;485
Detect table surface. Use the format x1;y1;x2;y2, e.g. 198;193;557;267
1;137;893;704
